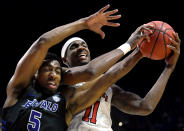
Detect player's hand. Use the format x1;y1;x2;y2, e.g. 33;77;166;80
126;24;153;50
165;33;180;70
83;4;121;39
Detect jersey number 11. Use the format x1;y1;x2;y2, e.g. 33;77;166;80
82;101;100;124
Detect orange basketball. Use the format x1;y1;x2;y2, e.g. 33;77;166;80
138;21;175;60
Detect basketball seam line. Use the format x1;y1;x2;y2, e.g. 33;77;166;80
150;28;173;37
150;22;165;59
163;30;167;59
138;22;173;59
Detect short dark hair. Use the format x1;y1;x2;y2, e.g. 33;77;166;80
33;52;63;88
44;52;62;66
39;52;62;71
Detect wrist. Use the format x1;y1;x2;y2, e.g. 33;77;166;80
117;43;131;55
80;17;92;29
165;64;176;71
77;18;88;30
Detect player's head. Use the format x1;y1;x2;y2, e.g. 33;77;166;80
35;52;62;93
61;37;91;67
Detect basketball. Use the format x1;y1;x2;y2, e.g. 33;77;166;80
138;21;175;60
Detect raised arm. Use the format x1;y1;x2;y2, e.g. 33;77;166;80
6;19;84;94
112;33;181;116
65;25;153;121
65;47;143;124
4;4;121;108
62;24;153;85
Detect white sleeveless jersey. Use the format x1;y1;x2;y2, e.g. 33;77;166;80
67;87;113;131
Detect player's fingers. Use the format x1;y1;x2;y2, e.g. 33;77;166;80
140;25;153;34
143;24;154;29
136;26;144;34
105;9;119;16
96;29;105;39
167;44;178;53
99;4;110;13
169;37;180;51
106;22;120;27
168;41;180;55
141;34;150;42
101;31;105;39
170;37;177;45
173;32;181;45
143;27;153;34
107;15;121;20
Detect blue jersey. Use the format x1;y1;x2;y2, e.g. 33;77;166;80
2;84;67;131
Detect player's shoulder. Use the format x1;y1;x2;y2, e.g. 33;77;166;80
111;84;125;94
111;84;124;90
62;67;69;74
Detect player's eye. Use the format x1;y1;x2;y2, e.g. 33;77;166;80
82;42;88;48
70;43;79;50
55;68;61;74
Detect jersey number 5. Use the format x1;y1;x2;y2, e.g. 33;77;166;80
82;101;100;124
27;110;42;131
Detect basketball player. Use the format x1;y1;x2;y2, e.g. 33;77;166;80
1;4;131;130
61;32;180;130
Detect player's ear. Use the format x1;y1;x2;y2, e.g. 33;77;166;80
62;58;68;66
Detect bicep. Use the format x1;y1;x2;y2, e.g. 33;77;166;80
67;76;105;114
111;85;143;114
7;38;48;95
70;74;118;113
4;76;25;108
62;65;94;85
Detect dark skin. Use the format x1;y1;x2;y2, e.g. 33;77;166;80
110;33;180;115
63;31;180;125
3;4;124;109
64;40;91;67
4;4;149;126
36;60;62;92
62;24;155;123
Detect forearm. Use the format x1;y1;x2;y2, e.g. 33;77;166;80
80;49;142;114
86;48;142;102
141;66;174;114
84;23;153;80
7;18;88;97
63;44;133;85
16;19;87;81
86;49;125;80
72;49;142;113
85;44;138;81
40;18;87;48
102;48;142;83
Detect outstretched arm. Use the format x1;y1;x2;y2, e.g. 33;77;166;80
112;33;181;116
65;47;143;124
4;4;121;108
66;24;153;116
62;24;153;85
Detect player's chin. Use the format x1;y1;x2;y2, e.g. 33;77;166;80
79;60;89;66
78;58;90;65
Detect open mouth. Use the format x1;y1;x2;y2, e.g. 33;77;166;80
78;51;88;60
79;53;87;59
47;81;57;89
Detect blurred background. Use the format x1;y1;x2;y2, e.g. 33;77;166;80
0;0;184;130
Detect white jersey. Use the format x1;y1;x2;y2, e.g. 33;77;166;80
68;87;113;131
